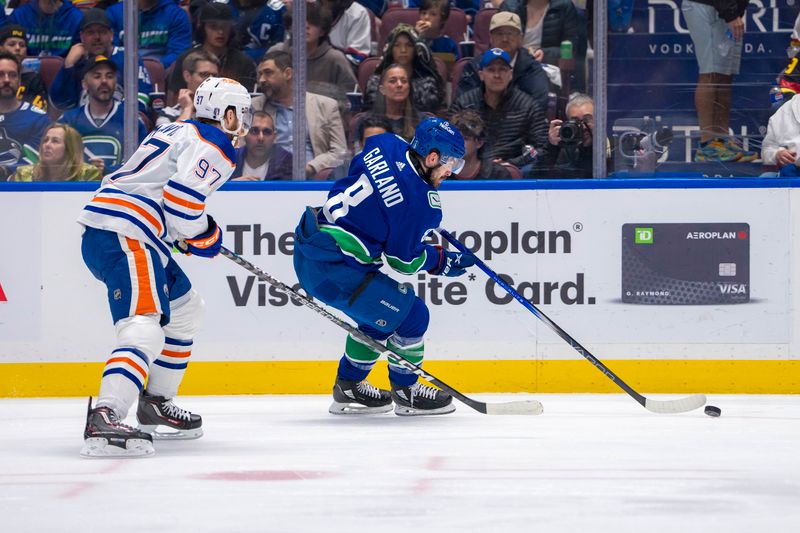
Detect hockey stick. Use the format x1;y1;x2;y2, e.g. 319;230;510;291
220;246;543;416
439;230;706;415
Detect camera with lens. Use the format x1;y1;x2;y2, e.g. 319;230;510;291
559;118;589;145
613;117;674;173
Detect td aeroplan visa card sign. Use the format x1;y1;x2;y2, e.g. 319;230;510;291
621;223;750;304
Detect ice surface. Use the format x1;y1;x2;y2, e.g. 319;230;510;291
0;394;798;533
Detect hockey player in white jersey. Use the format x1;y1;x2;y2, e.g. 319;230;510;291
77;77;252;458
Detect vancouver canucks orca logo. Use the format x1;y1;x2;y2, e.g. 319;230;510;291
0;127;23;166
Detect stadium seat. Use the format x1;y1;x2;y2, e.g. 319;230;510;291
473;8;498;56
378;8;468;52
357;56;381;93
500;162;522;179
450;56;473;100
37;56;63;92
143;57;167;93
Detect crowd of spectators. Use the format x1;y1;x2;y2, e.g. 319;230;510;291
0;0;592;181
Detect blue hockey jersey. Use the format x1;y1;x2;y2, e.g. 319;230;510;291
10;0;83;57
107;0;192;68
61;101;147;174
233;0;286;63
49;47;153;111
0;102;50;172
316;133;442;274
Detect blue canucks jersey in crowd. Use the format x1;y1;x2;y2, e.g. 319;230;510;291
10;0;83;57
232;0;286;63
0;102;50;172
49;47;153;112
316;133;443;275
107;0;192;68
61;101;147;174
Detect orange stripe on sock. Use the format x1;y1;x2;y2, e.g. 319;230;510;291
161;349;192;358
106;357;148;381
163;190;205;211
92;196;163;235
126;238;158;315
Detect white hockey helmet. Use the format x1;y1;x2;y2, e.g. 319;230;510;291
193;77;253;136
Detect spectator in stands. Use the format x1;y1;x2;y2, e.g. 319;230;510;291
405;0;479;25
9;123;102;182
253;50;348;178
306;1;358;102
107;0;192;69
497;0;588;90
0;52;50;181
449;109;512;179
364;24;444;114
681;0;756;162
321;0;371;65
416;0;460;68
60;56;147;175
50;9;153;112
9;0;83;57
0;25;48;111
354;113;391;153
231;0;286;62
361;64;425;141
533;92;597;178
761;93;800;175
156;49;219;126
456;11;549;109
449;48;548;171
231;110;293;180
167;2;258;95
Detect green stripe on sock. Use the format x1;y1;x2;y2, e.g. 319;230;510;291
386;339;424;366
345;334;382;364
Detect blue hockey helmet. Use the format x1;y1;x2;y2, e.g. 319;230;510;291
409;117;466;174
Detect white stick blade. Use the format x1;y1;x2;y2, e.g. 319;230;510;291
645;394;707;414
485;400;544;416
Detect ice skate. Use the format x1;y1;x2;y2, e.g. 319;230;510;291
80;397;155;458
391;381;456;416
136;391;203;440
329;378;393;415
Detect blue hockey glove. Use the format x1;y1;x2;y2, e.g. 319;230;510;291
176;215;222;258
428;245;476;277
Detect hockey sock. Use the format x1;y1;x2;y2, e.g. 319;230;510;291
387;334;424;387
98;347;151;416
146;336;192;399
338;333;384;381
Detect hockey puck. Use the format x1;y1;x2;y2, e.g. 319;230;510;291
704;405;722;417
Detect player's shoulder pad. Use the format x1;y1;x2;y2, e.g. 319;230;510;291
184;120;236;165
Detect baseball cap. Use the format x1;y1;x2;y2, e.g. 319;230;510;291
80;8;113;31
479;48;512;70
0;25;27;45
489;12;522;33
81;54;118;78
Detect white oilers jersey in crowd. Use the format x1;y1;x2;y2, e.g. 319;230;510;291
77;120;236;262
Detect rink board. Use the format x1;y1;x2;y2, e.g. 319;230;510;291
1;180;799;396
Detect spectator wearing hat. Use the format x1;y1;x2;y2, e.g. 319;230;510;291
156;49;219;126
0;51;51;180
448;109;513;180
364;23;444;114
166;2;257;95
60;55;147;175
449;48;548;171
0;25;48;111
106;0;192;68
456;11;549;109
9;0;83;57
49;9;153;112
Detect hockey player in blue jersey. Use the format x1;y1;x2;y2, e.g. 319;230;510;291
293;117;477;416
77;77;252;457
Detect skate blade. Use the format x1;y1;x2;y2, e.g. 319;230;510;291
328;401;393;415
393;403;457;416
80;437;155;458
138;424;203;440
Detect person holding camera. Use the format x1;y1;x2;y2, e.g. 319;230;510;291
534;93;597;178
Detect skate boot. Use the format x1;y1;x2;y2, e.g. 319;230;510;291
136;391;203;440
391;381;456;416
81;397;155;458
329;378;393;415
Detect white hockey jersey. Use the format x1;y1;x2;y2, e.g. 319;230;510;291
77;120;236;262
